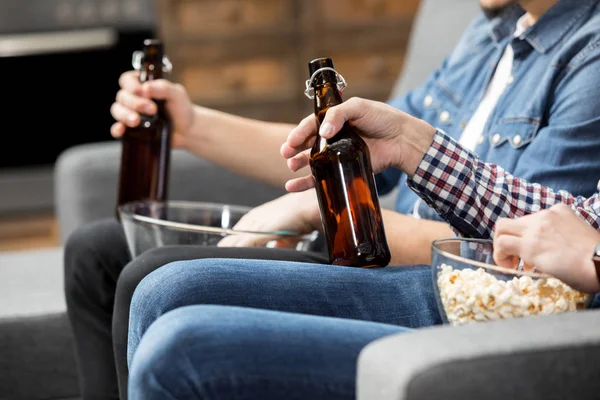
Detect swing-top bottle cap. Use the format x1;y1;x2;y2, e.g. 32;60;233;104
143;39;164;57
304;57;347;99
143;38;163;48
133;39;172;73
308;57;334;76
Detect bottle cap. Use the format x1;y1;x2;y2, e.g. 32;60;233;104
144;38;163;47
132;39;172;74
305;57;347;99
143;39;164;59
308;57;334;76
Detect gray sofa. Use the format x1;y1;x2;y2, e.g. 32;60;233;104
2;0;598;399
357;309;600;400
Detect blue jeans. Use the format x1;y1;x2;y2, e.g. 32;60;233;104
127;259;441;399
129;305;409;399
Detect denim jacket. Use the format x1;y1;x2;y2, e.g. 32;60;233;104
377;0;600;221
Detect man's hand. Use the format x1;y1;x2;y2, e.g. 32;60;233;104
110;70;195;148
217;190;322;247
280;97;436;192
493;203;600;293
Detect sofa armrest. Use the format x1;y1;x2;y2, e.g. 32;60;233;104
54;141;285;243
357;309;600;400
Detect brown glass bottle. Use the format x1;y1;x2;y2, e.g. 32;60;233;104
307;57;391;268
116;39;172;219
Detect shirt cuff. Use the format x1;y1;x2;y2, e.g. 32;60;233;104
405;128;479;236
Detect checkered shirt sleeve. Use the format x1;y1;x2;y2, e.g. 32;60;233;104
406;129;600;239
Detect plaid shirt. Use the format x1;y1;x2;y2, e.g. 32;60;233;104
406;129;600;239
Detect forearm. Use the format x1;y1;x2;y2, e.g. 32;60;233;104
382;209;454;266
183;105;308;188
404;129;600;238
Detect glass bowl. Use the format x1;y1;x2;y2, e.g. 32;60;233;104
431;238;593;326
118;200;322;258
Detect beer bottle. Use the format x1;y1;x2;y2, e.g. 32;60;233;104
306;57;391;268
116;39;173;219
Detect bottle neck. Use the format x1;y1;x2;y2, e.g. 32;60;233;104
313;83;344;123
139;53;164;82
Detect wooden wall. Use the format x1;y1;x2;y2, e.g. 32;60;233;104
156;0;421;123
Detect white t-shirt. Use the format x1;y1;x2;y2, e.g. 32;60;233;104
458;14;532;150
412;14;532;219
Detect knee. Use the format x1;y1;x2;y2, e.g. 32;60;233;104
127;258;273;349
63;219;122;295
129;259;193;313
127;260;202;343
128;305;233;382
129;257;235;312
129;306;200;367
127;260;244;357
127;309;186;396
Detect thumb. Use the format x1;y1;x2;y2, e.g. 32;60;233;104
493;235;522;269
319;97;368;139
495;253;520;270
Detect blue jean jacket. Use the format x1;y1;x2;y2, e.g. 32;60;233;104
377;0;600;221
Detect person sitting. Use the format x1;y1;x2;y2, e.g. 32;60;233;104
63;0;600;398
126;96;600;399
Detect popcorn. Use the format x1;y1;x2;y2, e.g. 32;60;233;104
436;264;589;326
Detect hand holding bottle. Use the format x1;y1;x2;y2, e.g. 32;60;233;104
110;70;195;148
116;39;175;214
281;97;437;193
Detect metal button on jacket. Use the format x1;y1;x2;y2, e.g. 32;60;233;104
423;95;433;107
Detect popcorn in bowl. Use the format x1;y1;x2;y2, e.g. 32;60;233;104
436;263;590;326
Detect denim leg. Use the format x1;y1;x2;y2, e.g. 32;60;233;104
128;258;441;365
114;246;328;398
128;305;410;400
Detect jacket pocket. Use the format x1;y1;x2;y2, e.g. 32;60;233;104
421;81;462;127
486;117;541;149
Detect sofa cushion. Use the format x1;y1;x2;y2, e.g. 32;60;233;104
0;313;80;400
0;247;80;400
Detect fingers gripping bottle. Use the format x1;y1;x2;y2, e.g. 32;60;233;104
116;39;173;219
305;57;391;268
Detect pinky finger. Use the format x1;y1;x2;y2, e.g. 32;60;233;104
111;122;126;138
285;175;315;193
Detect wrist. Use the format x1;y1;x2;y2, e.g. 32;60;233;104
397;117;437;176
575;241;600;293
182;105;210;150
